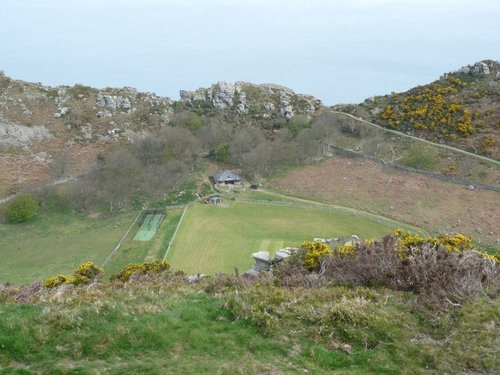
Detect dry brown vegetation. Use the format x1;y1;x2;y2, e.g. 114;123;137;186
272;156;499;247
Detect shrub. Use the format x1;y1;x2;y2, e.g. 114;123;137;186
73;262;103;285
110;260;171;282
401;144;435;171
44;262;102;288
320;234;499;308
301;241;332;270
5;194;39;223
44;274;75;288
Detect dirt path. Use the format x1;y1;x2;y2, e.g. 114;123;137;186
331;110;500;165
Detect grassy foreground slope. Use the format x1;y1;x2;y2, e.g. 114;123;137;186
1;274;498;374
166;199;417;274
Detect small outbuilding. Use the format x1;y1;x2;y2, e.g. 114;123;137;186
213;170;241;185
208;196;222;205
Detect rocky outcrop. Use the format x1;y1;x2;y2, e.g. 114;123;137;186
455;60;499;77
180;81;322;119
0;118;52;149
250;247;297;272
96;93;132;115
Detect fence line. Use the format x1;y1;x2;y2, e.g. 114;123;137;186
328;144;500;193
331;110;500;166
163;205;188;261
101;210;143;268
233;197;422;233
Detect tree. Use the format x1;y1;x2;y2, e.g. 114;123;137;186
51;151;74;178
171;111;202;132
211;143;231;162
96;146;142;211
287;115;310;137
230;128;263;166
5;194;39;223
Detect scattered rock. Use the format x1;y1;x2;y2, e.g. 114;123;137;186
80;123;93;139
187;274;207;283
275;247;295;261
455;61;496;76
180;81;321;119
0;119;52;148
251;251;272;271
96;93;132;113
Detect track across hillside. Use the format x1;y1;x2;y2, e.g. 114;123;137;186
332;110;500;165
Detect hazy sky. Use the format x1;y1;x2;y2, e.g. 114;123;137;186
0;0;498;104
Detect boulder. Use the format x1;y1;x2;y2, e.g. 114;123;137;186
251;251;272;271
274;247;295;262
187;274;207;283
96;93;132;113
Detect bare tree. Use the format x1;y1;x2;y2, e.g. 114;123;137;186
230;128;263;166
51;151;74;178
97;146;141;211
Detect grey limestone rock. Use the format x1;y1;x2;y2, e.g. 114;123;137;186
251;251;272;271
96;93;132;113
0;119;52;148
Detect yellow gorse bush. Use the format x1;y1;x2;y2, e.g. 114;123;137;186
44;262;102;288
302;241;332;270
378;76;481;138
110;260;171;282
44;274;75;288
335;244;356;257
393;229;498;263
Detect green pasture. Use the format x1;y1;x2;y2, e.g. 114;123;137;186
104;210;182;277
166;200;417;275
0;206;136;285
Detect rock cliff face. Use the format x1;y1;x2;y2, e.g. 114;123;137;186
180;81;322;119
0;117;52;149
454;60;499;77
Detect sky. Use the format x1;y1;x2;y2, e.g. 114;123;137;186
0;0;499;105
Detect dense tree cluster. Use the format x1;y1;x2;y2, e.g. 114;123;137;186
59;111;334;211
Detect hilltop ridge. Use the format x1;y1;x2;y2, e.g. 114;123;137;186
339;60;500;159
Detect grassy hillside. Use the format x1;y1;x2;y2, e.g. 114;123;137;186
1;268;498;374
272;156;499;247
343;60;500;159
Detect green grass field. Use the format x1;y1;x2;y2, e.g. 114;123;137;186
166;200;418;274
0;190;424;284
104;210;182;277
0;205;136;285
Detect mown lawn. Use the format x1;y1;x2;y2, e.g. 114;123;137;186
0;205;136;285
104;209;183;277
166;200;414;274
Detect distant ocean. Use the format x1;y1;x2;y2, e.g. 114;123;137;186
1;0;498;105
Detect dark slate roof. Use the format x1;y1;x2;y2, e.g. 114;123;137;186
213;170;241;182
